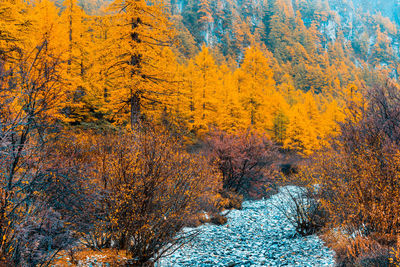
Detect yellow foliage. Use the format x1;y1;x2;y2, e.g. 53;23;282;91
0;0;351;154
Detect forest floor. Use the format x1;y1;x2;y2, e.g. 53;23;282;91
52;248;128;266
159;186;335;267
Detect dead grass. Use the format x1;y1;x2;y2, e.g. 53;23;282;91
52;248;128;266
321;229;392;267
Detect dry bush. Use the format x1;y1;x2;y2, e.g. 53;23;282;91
86;126;222;265
276;187;326;236
206;129;281;198
389;236;400;266
322;230;391;267
306;146;400;240
0;40;84;265
41;132;112;250
15;207;76;266
210;214;228;226
218;190;243;210
298;81;400;265
391;244;400;266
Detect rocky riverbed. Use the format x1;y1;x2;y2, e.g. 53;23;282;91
159;186;335;266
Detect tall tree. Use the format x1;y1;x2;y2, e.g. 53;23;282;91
0;0;29;63
190;46;221;134
105;0;174;129
59;0;93;123
239;46;276;131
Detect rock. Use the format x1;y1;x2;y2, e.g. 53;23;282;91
159;186;335;266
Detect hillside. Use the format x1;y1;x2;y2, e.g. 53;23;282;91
171;0;400;61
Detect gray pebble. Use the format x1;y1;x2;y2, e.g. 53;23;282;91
158;186;335;267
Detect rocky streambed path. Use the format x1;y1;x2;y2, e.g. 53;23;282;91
159;186;335;266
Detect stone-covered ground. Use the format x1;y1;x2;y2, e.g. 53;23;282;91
159;186;335;266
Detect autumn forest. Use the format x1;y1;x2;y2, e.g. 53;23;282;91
2;0;400;265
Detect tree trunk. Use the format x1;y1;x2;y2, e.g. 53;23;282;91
130;92;141;129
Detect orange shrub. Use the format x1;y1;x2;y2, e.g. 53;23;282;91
90;126;222;265
299;82;400;265
205;129;280;198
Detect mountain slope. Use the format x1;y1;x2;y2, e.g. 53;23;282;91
170;0;400;73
